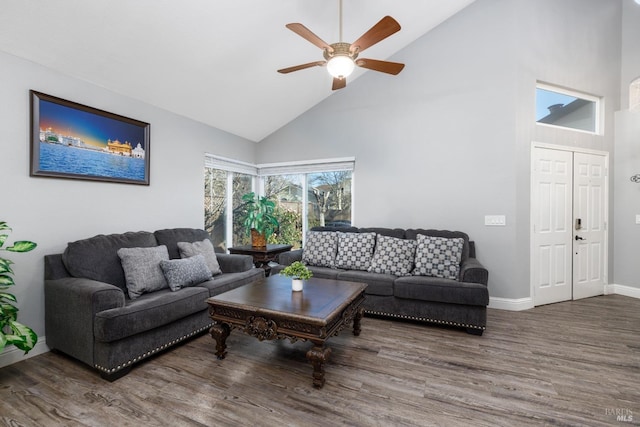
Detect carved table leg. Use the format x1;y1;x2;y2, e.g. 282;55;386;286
209;322;231;360
353;307;364;336
306;345;332;388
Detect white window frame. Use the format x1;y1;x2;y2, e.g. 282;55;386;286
205;154;355;247
535;82;603;135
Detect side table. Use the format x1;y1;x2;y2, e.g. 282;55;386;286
227;244;293;276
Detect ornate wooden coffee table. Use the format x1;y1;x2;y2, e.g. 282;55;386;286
207;274;367;388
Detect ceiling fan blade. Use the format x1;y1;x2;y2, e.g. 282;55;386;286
278;61;326;74
285;23;333;51
350;16;401;54
332;77;346;91
356;58;405;75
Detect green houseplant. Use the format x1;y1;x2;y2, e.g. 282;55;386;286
0;221;38;353
242;192;279;247
280;261;312;292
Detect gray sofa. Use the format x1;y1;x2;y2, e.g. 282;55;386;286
272;227;489;335
44;228;264;380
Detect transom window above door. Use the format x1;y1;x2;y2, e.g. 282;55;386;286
535;83;601;134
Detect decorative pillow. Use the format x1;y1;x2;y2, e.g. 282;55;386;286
368;234;416;276
412;235;464;280
177;238;222;275
160;254;213;291
117;245;170;300
335;232;376;271
302;231;338;268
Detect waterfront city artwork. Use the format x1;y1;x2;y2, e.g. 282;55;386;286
30;91;150;185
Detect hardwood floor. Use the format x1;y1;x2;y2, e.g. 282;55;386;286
1;294;638;426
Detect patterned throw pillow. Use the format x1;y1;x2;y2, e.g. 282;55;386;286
302;231;338;267
368;234;416;276
160;254;213;291
335;232;376;271
177;238;222;275
117;245;170;300
412;234;464;280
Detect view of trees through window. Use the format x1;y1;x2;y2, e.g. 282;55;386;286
205;167;352;251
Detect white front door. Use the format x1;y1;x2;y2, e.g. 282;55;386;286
532;147;573;305
531;146;608;306
572;152;607;299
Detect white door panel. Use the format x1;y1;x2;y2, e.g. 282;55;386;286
573;152;606;299
532;148;573;305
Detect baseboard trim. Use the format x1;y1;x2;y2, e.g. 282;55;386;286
605;283;640;299
0;337;50;369
488;297;535;311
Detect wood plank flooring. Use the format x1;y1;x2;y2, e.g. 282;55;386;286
1;294;638;426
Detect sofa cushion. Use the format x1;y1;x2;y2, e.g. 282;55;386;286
394;276;489;306
62;231;158;292
336;270;395;296
160;254;213;291
154;228;211;259
369;234;416;276
302;231;338;268
177;238;222;275
196;268;265;297
406;229;470;263
358;227;406;239
117;245;170;299
94;286;210;342
334;232;376;271
412;235;464;280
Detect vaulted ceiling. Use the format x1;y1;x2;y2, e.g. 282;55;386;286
0;0;475;142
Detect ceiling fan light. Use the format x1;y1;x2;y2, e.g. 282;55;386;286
327;55;355;79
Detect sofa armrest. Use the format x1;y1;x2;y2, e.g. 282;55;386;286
45;277;125;366
216;253;254;273
460;258;489;285
278;249;303;266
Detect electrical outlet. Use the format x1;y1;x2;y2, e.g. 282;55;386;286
485;215;506;226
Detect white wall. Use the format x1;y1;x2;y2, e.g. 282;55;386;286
0;51;256;358
257;0;623;300
613;0;640;290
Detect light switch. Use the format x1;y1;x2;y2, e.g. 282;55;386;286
485;215;506;226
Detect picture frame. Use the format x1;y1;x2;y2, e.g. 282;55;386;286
30;90;150;185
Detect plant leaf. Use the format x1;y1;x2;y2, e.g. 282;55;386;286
1;303;19;320
0;333;7;352
0;222;10;231
0;275;15;286
9;320;38;351
6;241;37;253
0;292;17;303
0;262;12;275
0;234;7;248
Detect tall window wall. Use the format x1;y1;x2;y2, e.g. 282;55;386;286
204;156;354;250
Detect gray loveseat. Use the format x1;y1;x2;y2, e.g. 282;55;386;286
44;228;264;380
272;227;489;335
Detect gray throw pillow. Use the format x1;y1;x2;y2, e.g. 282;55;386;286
412;235;464;280
117;245;170;299
160;254;213;291
369;234;416;276
335;232;376;271
177;239;222;275
302;231;338;268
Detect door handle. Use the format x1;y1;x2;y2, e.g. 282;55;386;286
575;235;585;241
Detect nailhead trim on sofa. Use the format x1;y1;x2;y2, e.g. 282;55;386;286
364;310;485;331
94;323;213;374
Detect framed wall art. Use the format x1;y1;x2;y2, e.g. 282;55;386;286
30;90;150;185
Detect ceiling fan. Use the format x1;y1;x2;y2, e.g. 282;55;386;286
277;1;405;91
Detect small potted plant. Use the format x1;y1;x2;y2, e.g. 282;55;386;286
280;261;313;291
241;192;279;247
0;221;38;354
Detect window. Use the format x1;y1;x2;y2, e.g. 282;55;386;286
535;83;601;134
205;155;354;250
